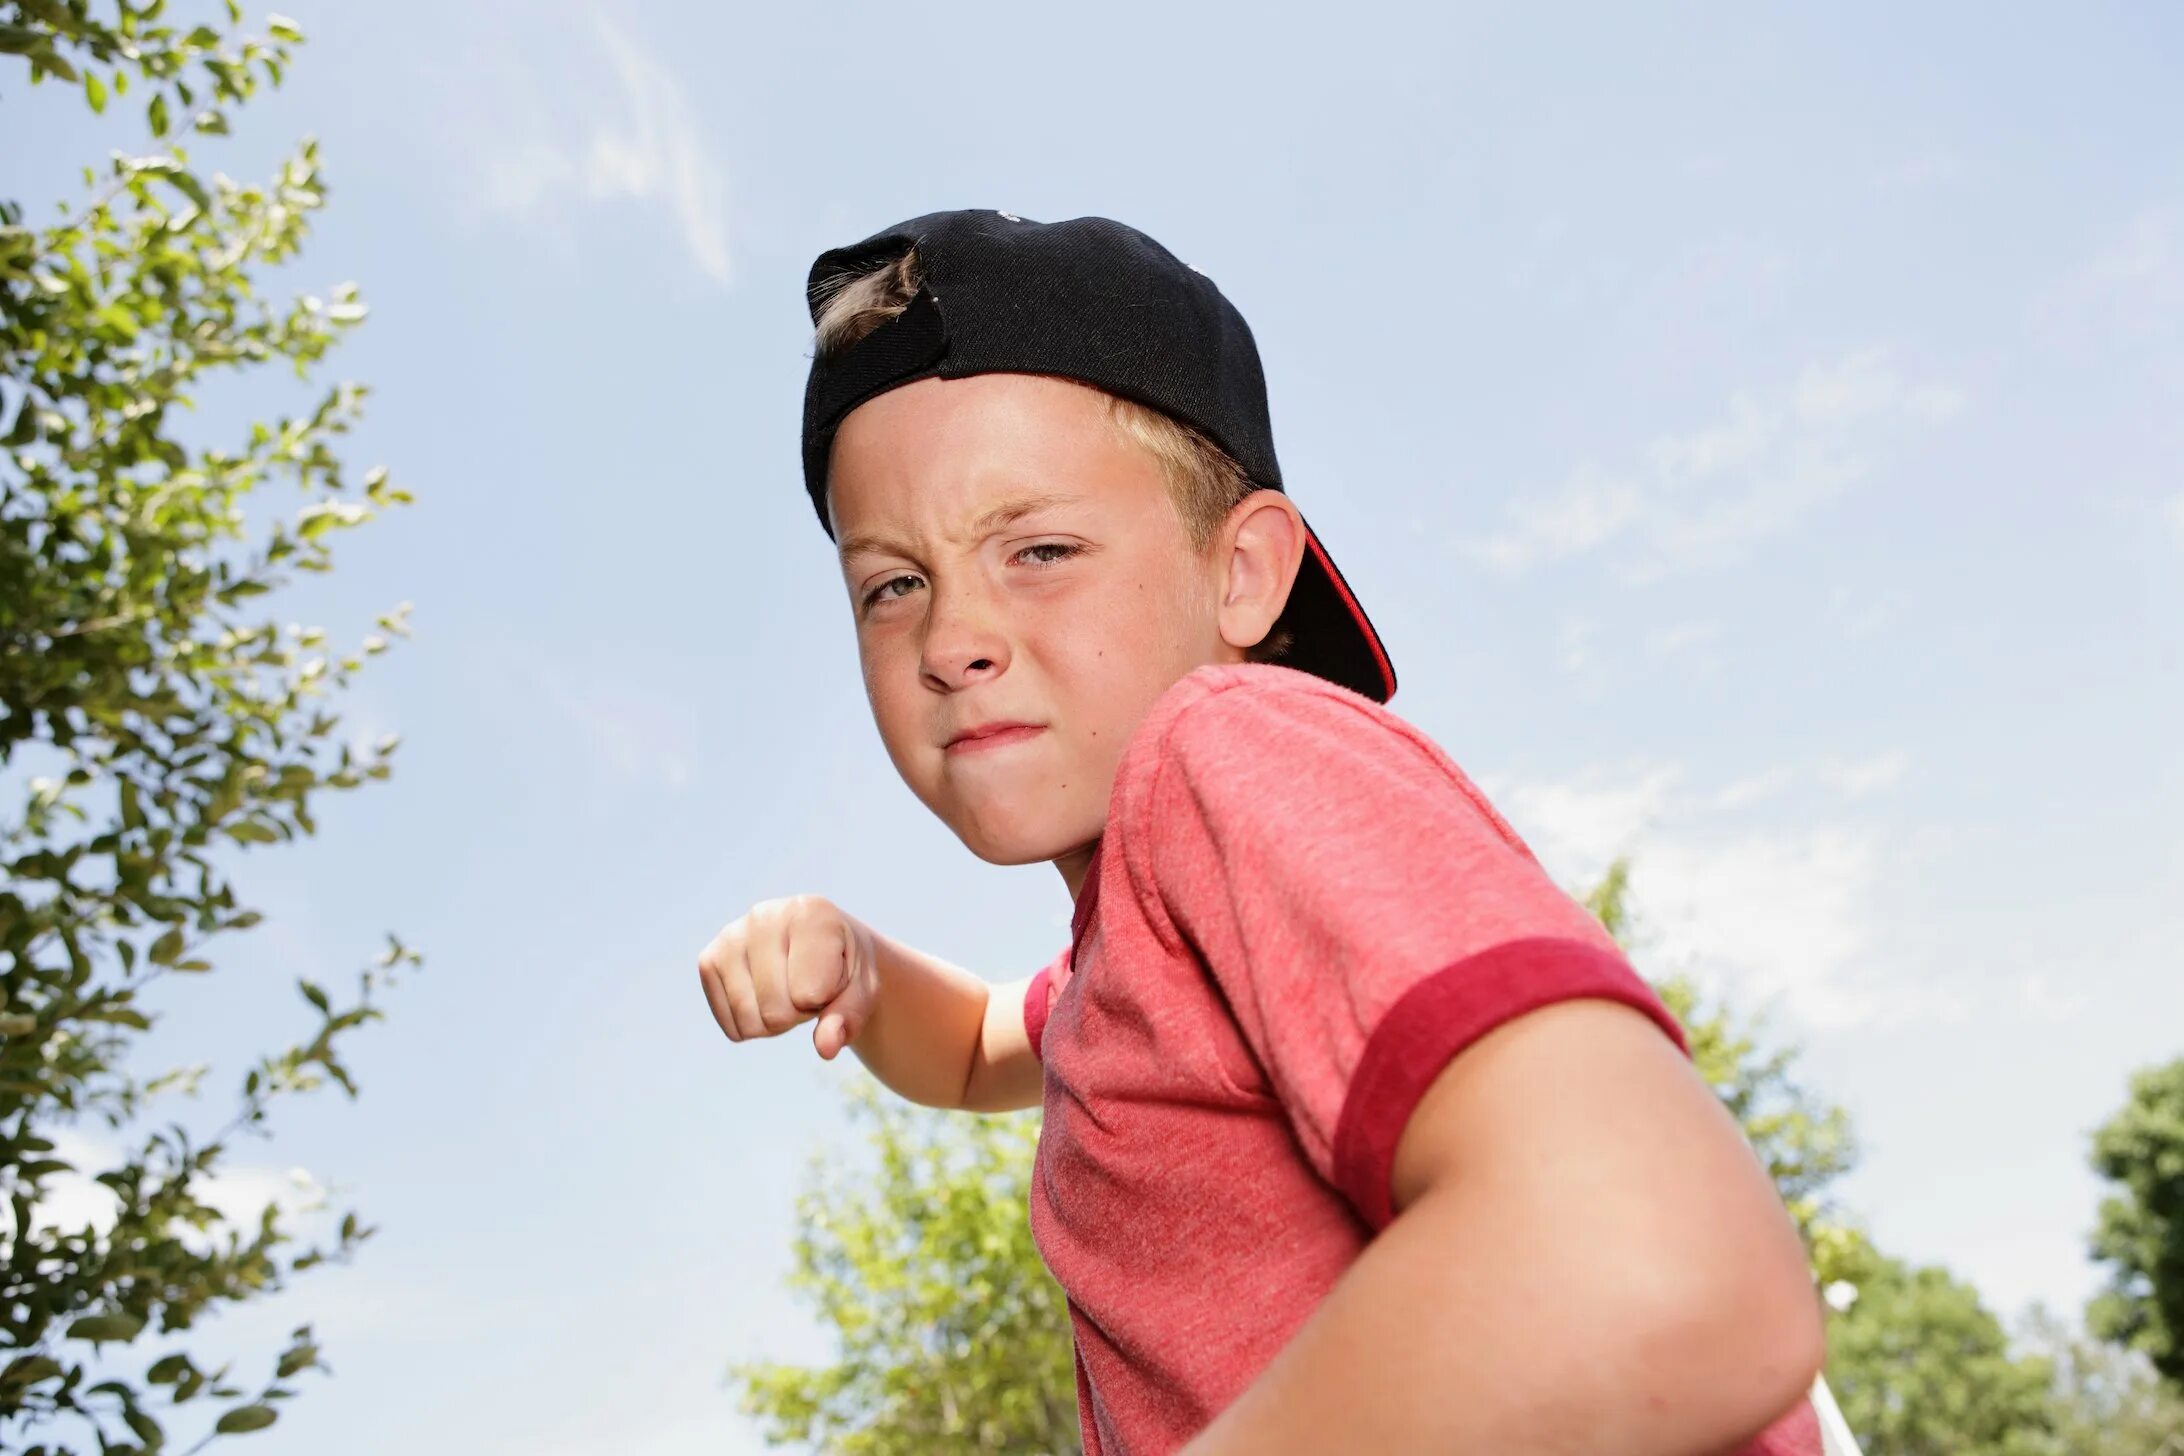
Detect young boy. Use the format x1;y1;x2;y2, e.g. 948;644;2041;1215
699;209;1830;1455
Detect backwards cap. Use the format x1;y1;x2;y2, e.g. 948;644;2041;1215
800;208;1395;703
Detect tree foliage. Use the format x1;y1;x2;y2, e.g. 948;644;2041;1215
730;1082;1079;1455
1818;1228;2058;1456
2;3;413;1449
2019;1304;2184;1455
2088;1056;2184;1391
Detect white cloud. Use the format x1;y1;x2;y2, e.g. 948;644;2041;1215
1494;761;1958;1030
1707;767;1793;811
2033;202;2184;338
1492;764;1681;868
1558;615;1600;678
521;656;698;789
1466;466;1643;573
1870;144;1981;192
1644;619;1722;665
1823;584;1905;639
2016;972;2087;1022
1820;750;1910;798
479;15;732;285
1462;349;1964;582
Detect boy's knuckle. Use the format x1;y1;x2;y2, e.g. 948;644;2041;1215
722;978;760;1030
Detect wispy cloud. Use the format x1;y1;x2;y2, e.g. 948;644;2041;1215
1870;143;1982;192
1644;619;1723;670
518;650;698;790
2033;202;2184;340
1491;756;1953;1030
1820;750;1911;797
1558;615;1600;678
478;15;732;285
1463;349;1964;582
2016;972;2087;1022
1823;583;1905;639
1706;767;1793;811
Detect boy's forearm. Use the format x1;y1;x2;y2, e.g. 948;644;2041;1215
846;930;1037;1111
1177;1183;1818;1456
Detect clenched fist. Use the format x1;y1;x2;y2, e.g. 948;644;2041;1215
697;895;880;1060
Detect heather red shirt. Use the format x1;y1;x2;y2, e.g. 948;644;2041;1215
1022;663;1820;1456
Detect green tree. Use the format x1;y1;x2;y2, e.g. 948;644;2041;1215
2088;1056;2184;1390
2;4;414;1449
2019;1303;2184;1455
1816;1229;2058;1456
730;1082;1079;1455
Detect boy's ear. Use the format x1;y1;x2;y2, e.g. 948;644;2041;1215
1217;490;1307;655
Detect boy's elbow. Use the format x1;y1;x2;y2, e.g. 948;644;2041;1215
1618;1238;1828;1448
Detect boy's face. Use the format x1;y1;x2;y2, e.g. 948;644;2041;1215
829;372;1237;875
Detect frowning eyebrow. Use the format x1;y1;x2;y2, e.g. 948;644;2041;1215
836;491;1087;564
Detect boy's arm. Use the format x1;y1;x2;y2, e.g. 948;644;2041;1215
1179;999;1826;1456
851;929;1042;1112
697;896;1043;1113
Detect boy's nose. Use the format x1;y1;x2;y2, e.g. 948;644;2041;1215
919;586;1011;691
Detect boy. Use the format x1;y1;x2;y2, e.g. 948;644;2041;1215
699;209;1829;1455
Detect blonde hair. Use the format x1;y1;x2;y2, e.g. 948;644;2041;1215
812;246;1291;659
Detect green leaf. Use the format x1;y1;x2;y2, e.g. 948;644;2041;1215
1;1354;65;1386
148;1354;193;1384
68;1313;147;1343
215;1403;279;1434
267;14;305;42
149;926;185;966
300;980;329;1013
149;92;170;137
169;169;213;211
85;71;108;114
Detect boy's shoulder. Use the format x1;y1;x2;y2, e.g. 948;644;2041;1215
1120;661;1433;781
1110;662;1533;864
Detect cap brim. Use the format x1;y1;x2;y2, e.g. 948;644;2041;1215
1281;513;1397;703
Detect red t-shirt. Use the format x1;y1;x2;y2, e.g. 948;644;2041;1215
1022;663;1821;1456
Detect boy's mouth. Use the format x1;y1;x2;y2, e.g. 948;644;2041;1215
945;721;1046;754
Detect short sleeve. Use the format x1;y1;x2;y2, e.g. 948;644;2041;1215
1022;944;1071;1062
1120;674;1686;1230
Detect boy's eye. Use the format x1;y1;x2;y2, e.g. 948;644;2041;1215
860;545;1083;615
861;574;924;610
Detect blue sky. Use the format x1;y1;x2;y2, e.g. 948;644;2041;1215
8;2;2182;1450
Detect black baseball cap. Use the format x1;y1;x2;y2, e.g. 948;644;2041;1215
799;208;1396;704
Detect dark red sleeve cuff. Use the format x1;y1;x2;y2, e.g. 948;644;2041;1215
1023;966;1054;1062
1330;937;1689;1232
